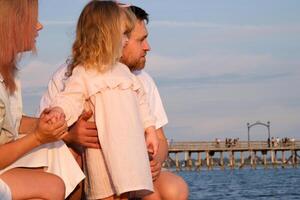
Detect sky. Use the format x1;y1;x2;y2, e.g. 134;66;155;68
20;0;300;141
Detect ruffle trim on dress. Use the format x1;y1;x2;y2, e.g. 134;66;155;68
81;63;143;97
86;77;142;97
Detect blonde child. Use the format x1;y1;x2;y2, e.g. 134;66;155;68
47;1;158;199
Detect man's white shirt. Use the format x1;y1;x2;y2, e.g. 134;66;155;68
39;64;168;129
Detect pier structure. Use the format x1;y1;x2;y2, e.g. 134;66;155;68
166;140;300;170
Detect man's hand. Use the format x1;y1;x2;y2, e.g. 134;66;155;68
150;156;162;181
66;110;100;149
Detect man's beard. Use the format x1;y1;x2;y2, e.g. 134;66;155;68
122;58;146;71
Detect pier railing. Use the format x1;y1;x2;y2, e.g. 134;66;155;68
168;140;300;152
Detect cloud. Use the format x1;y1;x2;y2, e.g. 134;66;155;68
19;59;64;90
146;53;300;80
151;20;300;34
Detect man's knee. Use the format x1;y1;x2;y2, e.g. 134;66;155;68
155;172;189;200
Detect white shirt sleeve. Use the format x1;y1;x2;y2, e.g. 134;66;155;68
38;63;68;116
134;70;168;129
50;66;87;126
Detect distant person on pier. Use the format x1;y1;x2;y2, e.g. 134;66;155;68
276;137;280;146
39;3;189;200
215;138;221;147
271;137;275;147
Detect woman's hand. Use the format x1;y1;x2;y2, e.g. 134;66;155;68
33;108;68;144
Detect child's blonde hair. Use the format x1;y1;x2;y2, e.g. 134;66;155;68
0;0;38;93
67;1;136;75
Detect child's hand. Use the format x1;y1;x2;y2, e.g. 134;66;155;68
145;126;159;157
43;107;65;124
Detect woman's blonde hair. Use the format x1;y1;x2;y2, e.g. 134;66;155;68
0;0;38;93
67;0;136;75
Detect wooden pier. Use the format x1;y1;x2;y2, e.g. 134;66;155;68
165;140;300;170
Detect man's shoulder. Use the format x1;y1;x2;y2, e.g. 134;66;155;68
133;70;155;86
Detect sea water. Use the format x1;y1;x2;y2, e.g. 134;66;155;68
176;167;300;200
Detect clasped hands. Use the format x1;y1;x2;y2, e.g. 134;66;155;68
33;107;68;144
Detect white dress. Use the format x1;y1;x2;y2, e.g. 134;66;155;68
39;64;169;199
0;76;85;198
51;62;154;198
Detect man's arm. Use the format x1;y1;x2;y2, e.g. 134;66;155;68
63;110;100;149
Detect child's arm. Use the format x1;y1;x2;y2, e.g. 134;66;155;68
135;78;159;155
50;66;88;127
145;125;159;157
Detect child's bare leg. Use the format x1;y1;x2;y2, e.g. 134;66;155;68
98;193;128;200
119;192;129;200
1;168;65;200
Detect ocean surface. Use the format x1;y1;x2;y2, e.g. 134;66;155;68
176;167;300;200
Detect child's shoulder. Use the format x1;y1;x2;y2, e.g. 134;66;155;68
111;62;133;77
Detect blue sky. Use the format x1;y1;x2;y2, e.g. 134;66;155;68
20;0;300;141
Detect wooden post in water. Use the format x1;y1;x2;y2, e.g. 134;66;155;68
184;151;188;171
282;151;286;168
240;151;244;169
220;151;224;170
250;151;254;169
232;151;235;169
292;150;296;168
229;151;235;169
206;151;210;170
196;152;202;171
262;151;267;168
254;151;257;169
271;150;275;168
250;151;257;169
188;151;193;170
175;153;180;171
271;150;274;163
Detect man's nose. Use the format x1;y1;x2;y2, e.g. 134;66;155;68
143;40;151;51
